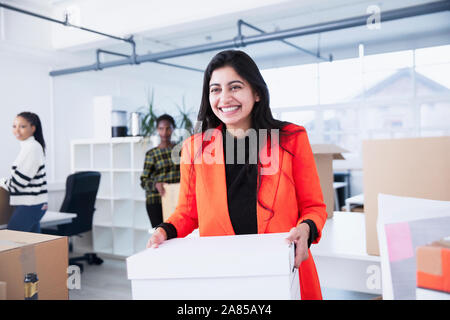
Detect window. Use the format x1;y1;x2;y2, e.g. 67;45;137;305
263;44;450;166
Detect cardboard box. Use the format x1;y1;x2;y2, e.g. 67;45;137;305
416;237;450;294
0;281;6;300
311;144;348;219
363;136;450;256
0;230;69;300
127;232;299;300
161;183;180;222
0;188;14;226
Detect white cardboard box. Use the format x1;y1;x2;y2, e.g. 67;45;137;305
126;232;299;300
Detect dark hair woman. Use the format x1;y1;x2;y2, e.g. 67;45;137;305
140;114;180;228
147;50;327;300
0;111;48;232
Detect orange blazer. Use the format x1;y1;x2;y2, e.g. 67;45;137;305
166;123;327;300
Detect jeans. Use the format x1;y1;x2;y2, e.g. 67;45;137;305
7;203;47;233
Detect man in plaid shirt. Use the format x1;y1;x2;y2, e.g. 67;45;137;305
140;114;180;227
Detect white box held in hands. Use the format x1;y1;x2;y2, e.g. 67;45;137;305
126;232;300;300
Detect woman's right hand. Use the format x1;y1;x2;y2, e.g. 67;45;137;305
146;227;168;248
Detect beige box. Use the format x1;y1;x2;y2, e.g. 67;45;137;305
0;281;6;300
161;183;181;222
0;230;69;300
311;144;348;219
363;136;450;256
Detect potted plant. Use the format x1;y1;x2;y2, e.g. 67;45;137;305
175;95;195;142
139;88;158;138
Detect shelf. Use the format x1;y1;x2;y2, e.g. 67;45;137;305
93;226;114;254
73;168;93;173
72;136;155;257
73;144;91;169
113;143;132;169
133;140;152;169
133;171;145;200
93;143;111;169
113;227;134;256
112;199;133;228
93;199;112;227
97;172;112;198
112;172;132;198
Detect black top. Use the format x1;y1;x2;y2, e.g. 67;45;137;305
158;129;318;247
223;128;258;235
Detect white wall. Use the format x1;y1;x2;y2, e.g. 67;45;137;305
0;1;53;180
51;64;202;180
0;2;203;185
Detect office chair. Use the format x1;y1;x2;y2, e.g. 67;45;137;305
42;171;103;272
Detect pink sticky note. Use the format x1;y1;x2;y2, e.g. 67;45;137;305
385;222;414;262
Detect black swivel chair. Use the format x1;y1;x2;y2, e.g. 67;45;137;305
42;171;103;272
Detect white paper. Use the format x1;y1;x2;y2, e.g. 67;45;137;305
377;194;450;300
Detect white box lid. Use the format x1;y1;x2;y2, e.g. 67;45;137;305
127;233;294;280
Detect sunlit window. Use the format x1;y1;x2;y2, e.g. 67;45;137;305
262;44;450;160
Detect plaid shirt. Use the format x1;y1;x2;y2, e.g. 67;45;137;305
140;145;180;204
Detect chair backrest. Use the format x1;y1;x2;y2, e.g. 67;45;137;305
57;171;101;236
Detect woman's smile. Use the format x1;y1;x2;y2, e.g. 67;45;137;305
209;66;259;132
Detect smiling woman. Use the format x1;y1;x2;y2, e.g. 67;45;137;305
208;67;260;134
0;112;48;233
147;50;328;300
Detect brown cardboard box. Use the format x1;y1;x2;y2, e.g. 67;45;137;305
0;230;68;300
0;281;6;300
416;237;450;293
0;188;14;225
311;144;348;219
363;136;450;256
161;183;181;222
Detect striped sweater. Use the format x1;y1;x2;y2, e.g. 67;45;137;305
0;136;48;206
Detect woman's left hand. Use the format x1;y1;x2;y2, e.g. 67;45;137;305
285;223;310;268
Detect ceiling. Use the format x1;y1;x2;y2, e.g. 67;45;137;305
18;0;450;74
94;0;450;72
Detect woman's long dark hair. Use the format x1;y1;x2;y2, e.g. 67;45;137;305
197;50;287;133
17;112;46;154
192;50;304;220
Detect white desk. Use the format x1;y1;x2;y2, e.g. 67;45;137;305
0;210;76;229
311;211;381;295
416;288;450;300
345;193;364;212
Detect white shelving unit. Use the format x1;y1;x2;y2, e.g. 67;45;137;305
71;136;154;257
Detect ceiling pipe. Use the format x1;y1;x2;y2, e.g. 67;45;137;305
237;19;332;62
46;0;450;77
0;2;202;74
0;1;134;44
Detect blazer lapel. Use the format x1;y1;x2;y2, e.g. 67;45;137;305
200;127;235;235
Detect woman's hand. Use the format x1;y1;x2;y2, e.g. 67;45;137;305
285;223;310;268
146;227;168;248
155;182;166;196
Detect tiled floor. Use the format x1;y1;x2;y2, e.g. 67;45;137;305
68;255;379;300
